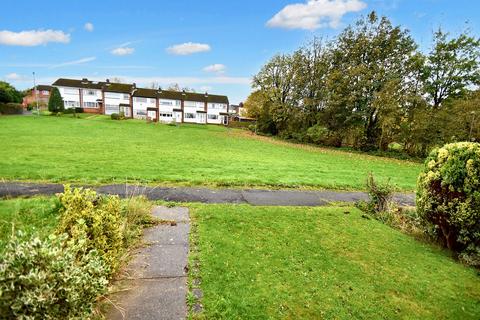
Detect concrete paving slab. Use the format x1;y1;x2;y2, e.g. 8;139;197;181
143;224;189;246
123;244;188;279
106;206;190;320
152;206;190;222
107;278;187;320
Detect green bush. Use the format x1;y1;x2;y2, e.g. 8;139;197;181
64;107;84;114
306;124;342;147
417;142;480;266
0;233;108;319
0;103;23;115
48;87;64;114
56;186;125;274
111;113;120;120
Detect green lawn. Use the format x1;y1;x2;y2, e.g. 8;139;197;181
0;115;421;190
0;197;58;250
190;204;480;319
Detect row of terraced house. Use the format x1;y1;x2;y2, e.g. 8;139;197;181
52;78;230;125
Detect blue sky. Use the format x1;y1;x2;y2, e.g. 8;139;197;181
0;0;478;104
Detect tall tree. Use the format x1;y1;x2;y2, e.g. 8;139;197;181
0;81;22;103
325;11;418;150
423;29;480;108
48;87;64;113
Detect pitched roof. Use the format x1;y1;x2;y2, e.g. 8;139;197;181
103;82;133;93
36;85;53;91
51;78;229;103
52;78;103;89
132;88;157;98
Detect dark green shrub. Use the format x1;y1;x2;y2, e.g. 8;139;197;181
64;107;84;114
48;87;64;113
111;113;120;120
0;233;108;319
0;103;23;115
56;186;125;274
417;142;480;266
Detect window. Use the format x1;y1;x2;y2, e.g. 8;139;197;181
208;114;218;120
83;102;98;108
136;110;147;116
160;100;173;106
149;98;156;104
160;112;172;117
105;104;119;113
85;90;96;95
184;113;195;119
135;97;147;103
123;94;130;100
64;88;78;95
185;101;203;108
105;92;120;99
64;101;79;108
41;90;49;95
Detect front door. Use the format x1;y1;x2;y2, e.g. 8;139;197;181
147;110;157;122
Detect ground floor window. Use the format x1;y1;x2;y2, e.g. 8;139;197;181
160;112;172;117
64;101;79;108
136;110;147;116
184;113;195;119
105;104;119;114
83;102;98;108
208;114;218;120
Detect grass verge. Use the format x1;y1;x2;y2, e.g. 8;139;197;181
188;204;480;319
0;115;421;191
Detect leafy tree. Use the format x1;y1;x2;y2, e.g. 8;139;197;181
325;11;418;150
48;87;64;113
242;90;267;118
423;29;480;108
0;81;22;103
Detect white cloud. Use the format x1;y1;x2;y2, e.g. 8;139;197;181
167;42;211;55
51;56;96;68
111;47;135;56
267;0;367;30
84;22;94;32
203;64;226;74
0;29;70;46
5;72;22;80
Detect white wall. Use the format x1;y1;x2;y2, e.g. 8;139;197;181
158;99;180;123
56;86;80;109
184;101;206;124
81;88;102;108
132;97;156;119
206;102;227;124
104;92;131;115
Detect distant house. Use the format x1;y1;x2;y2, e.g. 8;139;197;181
22;85;52;108
229;104;241;115
52;78;230;125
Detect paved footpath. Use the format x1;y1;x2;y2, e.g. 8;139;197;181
107;206;189;320
0;182;415;206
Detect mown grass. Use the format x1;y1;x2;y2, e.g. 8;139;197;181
190;204;480;319
0;115;421;191
0;197;58;250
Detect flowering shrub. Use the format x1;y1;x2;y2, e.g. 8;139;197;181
0;233;108;319
417;142;480;266
56;185;125;274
